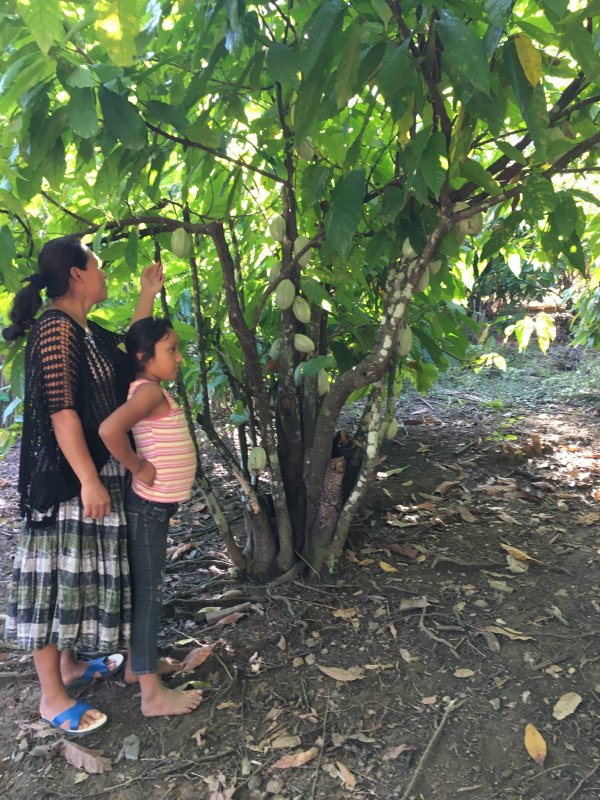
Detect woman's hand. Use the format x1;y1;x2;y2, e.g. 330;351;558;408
81;477;112;519
140;262;165;296
134;458;156;487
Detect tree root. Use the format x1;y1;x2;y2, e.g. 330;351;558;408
399;698;468;800
419;607;460;659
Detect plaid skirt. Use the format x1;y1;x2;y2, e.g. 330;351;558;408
5;458;131;652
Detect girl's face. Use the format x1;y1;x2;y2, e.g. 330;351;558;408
141;329;183;382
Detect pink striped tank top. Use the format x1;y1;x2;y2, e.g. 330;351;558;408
129;379;196;502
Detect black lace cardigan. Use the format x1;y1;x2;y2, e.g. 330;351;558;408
18;310;130;525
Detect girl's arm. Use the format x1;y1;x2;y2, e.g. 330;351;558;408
99;383;167;483
52;410;112;519
130;263;165;326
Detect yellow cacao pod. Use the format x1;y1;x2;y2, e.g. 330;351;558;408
292;296;311;323
297;138;315;161
269;261;282;282
293;235;311;266
386;418;399;440
396;325;412;356
248;446;267;475
317;369;330;396
269;214;286;242
429;259;442;275
171;227;191;258
402;237;417;260
270;338;282;360
415;267;430;292
293;333;315;353
276;278;296;310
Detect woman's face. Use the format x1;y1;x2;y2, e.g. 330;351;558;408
76;251;107;304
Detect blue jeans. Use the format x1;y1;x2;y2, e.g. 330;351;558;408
125;488;178;674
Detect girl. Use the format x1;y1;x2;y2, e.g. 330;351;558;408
99;317;203;716
3;236;164;735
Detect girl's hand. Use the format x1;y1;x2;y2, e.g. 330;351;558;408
81;478;111;519
135;458;157;487
140;262;165;296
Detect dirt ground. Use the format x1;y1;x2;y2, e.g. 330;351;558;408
0;347;599;800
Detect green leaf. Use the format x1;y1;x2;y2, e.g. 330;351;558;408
497;140;528;165
502;39;549;150
521;174;556;223
484;0;512;56
437;10;491;96
300;0;345;78
125;227;139;272
99;87;147;149
323;169;365;261
302;355;337;378
65;66;95;89
0;227;20;293
421;133;448;199
458;157;502;195
68;88;99;139
335;25;362;109
266;43;300;86
17;0;63;54
95;0;141;67
145;100;189;132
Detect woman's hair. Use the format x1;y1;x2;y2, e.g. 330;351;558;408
125;317;174;376
2;236;90;341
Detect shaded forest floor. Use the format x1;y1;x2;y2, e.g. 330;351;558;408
0;344;599;800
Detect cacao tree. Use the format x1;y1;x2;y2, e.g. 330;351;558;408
0;0;598;578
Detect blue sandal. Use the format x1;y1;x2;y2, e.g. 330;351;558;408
65;653;125;689
41;701;107;736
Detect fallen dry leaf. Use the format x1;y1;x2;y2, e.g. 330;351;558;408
454;668;475;678
552;692;582;720
273;747;319;769
332;607;359;619
577;512;600;526
317;665;365;682
383;744;415;761
336;761;356;789
59;741;112;774
166;542;199;561
180;643;215;672
501;543;544;565
214;611;246;627
506;554;529;574
191;726;208;747
421;695;437;705
387;543;419;559
482;625;533;641
524;723;547;767
457;504;477;522
379;560;398;573
271;735;302;749
399;648;417;663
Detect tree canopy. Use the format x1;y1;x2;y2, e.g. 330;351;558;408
1;0;599;577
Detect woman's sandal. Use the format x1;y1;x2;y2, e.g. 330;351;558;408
41;701;108;736
65;653;125;689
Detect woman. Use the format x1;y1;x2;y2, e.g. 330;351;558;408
3;235;164;735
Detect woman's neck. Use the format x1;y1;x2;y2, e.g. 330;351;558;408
50;296;93;330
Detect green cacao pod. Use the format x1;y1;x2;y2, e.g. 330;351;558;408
396;325;412;356
276;278;296;310
466;212;484;235
270;338;282;360
293;362;305;385
429;259;442;275
269;261;282;283
386;418;399;440
171;227;191;258
293;235;311;266
269;214;286;242
297;138;315;161
293;333;315;353
415;267;430;292
402;237;417;260
248;446;267;475
292;296;311;323
317;369;330;396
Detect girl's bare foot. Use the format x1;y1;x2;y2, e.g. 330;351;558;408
141;685;203;717
125;656;182;684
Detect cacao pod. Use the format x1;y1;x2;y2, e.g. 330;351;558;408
386;418;399;440
293;333;315;353
293;362;305;385
317;369;330;396
276;278;296;310
453;202;471;237
396;325;412;356
429;259;442;275
415;267;430;292
248;446;267;475
293;235;311;266
297;138;315;161
269;214;286;242
466;212;484;235
269;261;282;282
402;237;417;260
270;338;282;360
292;296;311;323
171;227;191;258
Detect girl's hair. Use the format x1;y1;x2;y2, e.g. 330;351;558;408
2;236;90;341
125;317;174;376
